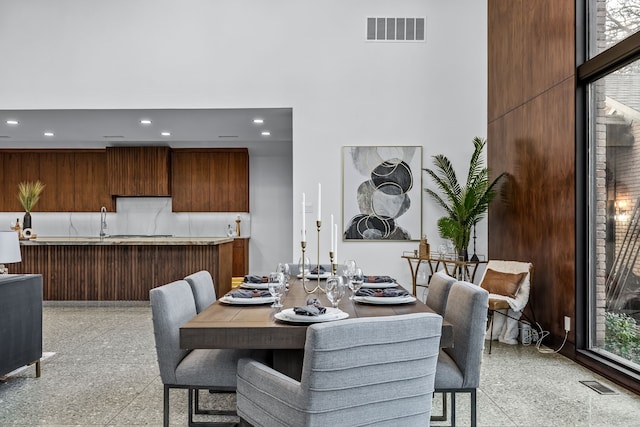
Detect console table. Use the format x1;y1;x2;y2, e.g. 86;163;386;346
401;253;487;295
0;274;43;379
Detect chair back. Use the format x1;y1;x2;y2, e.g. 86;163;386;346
426;270;456;315
442;281;489;388
184;270;216;313
479;260;533;312
298;313;442;426
149;280;197;385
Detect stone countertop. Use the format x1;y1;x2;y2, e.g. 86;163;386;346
21;236;234;246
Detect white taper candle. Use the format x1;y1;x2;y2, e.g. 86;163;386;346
317;183;322;222
302;192;306;242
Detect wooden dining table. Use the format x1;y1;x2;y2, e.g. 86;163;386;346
180;278;453;380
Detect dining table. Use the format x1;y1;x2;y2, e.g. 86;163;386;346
180;277;453;380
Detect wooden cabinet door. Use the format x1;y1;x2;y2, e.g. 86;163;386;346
0;150;113;212
107;146;170;196
74;152;114;212
232;238;249;277
172;148;249;212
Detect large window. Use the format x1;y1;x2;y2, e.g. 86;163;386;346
584;0;640;372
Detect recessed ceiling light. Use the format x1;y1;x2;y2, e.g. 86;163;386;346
253;118;264;124
6;120;19;125
44;132;54;137
261;131;271;136
161;131;171;137
140;119;152;125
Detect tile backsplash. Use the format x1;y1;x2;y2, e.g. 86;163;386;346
0;197;250;237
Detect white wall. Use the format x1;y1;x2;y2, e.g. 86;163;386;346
0;0;488;287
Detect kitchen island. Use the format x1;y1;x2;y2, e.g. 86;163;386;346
13;236;233;300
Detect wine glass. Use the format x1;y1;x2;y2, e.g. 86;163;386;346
351;268;365;297
268;272;285;308
325;275;346;308
278;263;291;289
343;259;357;299
297;256;311;280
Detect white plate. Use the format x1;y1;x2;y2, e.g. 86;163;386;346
275;307;349;323
219;295;275;305
240;282;269;290
353;295;416;305
359;282;398;289
297;272;331;279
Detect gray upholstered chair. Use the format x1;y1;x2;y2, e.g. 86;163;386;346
185;270;217;313
425;269;456;315
434;280;489;427
236;313;443;427
150;279;253;427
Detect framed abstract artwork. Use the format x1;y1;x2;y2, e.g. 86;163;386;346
342;146;422;241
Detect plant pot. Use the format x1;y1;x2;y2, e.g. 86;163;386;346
458;248;469;262
23;212;32;230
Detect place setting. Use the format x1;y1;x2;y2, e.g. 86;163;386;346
275;297;349;324
352;287;416;305
220;271;287;305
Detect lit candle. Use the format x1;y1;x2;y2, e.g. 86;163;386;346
302;192;306;242
317;183;322;222
330;214;334;252
334;223;338;261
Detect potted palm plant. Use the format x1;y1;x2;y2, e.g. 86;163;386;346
423;137;505;260
18;180;45;230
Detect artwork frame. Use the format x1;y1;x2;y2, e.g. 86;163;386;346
342;146;422;241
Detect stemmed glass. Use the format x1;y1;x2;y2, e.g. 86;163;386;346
276;263;291;291
268;272;285;308
325;275;346;308
351;268;365;297
343;259;357;299
297;256;311;281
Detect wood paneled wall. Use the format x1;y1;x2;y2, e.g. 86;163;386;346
11;242;233;300
487;0;576;345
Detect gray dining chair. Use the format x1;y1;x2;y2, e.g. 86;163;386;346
236;313;442;427
150;279;254;427
434;280;489;427
185;270;217;313
425;269;456;314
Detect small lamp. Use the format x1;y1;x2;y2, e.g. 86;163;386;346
0;230;22;274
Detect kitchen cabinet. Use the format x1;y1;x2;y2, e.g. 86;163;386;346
232;238;249;277
107;146;171;196
0;150;114;212
171;148;249;212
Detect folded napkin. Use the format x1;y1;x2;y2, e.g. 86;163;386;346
227;289;271;298
356;288;409;297
293;298;327;316
244;274;268;284
366;275;395;283
310;265;326;275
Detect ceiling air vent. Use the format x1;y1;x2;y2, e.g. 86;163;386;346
367;17;426;42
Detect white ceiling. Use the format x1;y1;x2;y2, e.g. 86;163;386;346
0;108;293;155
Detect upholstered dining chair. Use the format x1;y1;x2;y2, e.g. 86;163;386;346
185;270;217;313
425;270;456;314
150;279;254;427
236;313;443;427
479;260;534;353
434;280;489;427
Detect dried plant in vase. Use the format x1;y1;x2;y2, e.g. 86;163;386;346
18;180;45;230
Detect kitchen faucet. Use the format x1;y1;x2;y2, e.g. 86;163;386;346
99;206;108;238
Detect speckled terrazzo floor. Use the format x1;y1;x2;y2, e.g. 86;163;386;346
1;305;639;426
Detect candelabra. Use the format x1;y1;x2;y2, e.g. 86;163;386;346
329;250;335;275
301;240;319;294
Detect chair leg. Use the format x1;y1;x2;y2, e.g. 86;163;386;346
164;385;170;427
471;389;477;427
188;388;239;427
430;391;448;422
451;391;456;427
489;310;494;354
